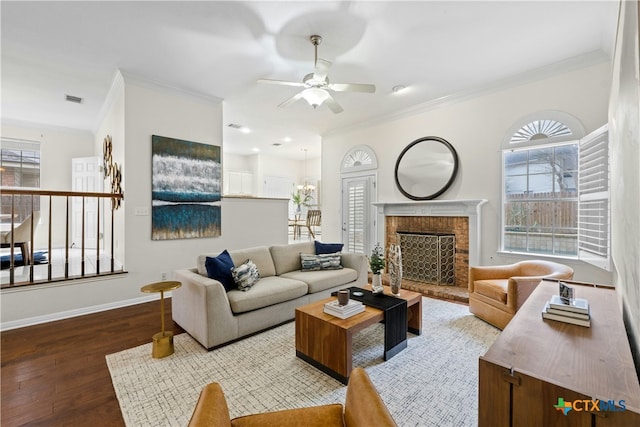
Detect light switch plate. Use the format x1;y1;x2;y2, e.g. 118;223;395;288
134;207;149;216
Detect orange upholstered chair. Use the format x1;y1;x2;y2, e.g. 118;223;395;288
469;260;574;329
188;368;396;427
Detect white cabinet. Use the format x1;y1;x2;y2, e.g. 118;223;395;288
224;171;253;195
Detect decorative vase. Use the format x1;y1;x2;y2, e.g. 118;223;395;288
372;273;384;295
388;244;402;296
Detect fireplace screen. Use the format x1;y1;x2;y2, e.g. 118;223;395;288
398;232;455;285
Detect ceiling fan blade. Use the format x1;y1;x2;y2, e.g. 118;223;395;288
324;94;344;114
258;78;305;88
278;92;303;108
329;83;376;93
313;59;331;82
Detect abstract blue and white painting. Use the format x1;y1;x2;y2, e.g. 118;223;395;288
151;135;221;240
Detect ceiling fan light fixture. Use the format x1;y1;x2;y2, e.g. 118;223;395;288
301;88;330;108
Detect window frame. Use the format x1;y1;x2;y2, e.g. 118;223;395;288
500;113;585;260
501;140;580;258
500;114;610;270
0;138;41;223
0;138;41;189
341;145;379;254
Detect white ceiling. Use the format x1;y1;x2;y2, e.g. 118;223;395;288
1;1;619;160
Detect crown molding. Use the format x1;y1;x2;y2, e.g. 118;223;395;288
119;70;224;105
92;69;125;134
324;50;611;139
1;118;94;136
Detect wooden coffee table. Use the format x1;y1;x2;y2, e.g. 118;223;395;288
295;286;422;384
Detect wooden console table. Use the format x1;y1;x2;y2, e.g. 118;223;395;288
479;280;640;426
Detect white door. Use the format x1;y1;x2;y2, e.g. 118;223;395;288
72;157;103;249
341;174;376;254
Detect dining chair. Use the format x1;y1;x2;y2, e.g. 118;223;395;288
1;211;41;265
305;209;321;239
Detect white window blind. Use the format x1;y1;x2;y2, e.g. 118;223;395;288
347;180;366;254
578;125;610;270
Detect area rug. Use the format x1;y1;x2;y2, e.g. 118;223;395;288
106;297;500;427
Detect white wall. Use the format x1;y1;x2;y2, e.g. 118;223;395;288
1;76;288;327
322;61;613;284
94;71;125;261
224;153;253;171
609;0;640;367
1;122;94;247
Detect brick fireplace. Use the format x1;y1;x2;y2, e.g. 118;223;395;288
373;200;487;302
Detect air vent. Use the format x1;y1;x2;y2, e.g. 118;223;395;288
272;143;282;146
228;123;251;133
65;94;83;104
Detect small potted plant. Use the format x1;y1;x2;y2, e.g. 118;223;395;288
369;243;385;294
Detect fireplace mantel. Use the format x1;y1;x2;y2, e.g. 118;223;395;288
372;199;487;266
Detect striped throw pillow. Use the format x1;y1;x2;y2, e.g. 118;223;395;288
231;259;260;291
300;252;343;271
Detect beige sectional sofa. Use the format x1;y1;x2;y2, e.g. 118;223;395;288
173;241;368;350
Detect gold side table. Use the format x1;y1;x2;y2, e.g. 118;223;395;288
141;280;182;358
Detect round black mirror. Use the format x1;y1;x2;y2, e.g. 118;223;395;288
394;136;459;200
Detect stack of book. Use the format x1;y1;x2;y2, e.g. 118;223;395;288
542;295;590;327
324;299;365;319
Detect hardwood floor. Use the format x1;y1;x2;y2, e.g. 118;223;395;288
1;299;185;426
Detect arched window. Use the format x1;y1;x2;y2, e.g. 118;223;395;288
509;119;572;144
502;112;585;257
341;145;378;173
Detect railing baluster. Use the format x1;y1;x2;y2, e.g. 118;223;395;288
29;195;34;283
81;196;85;277
96;196;100;274
65;196;70;279
1;188;123;288
48;195;52;281
111;202;115;273
9;195;15;285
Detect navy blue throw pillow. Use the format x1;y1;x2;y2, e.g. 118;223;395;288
205;250;235;292
315;241;344;255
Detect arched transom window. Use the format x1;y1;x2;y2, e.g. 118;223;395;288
341;145;378;173
509;119;572;144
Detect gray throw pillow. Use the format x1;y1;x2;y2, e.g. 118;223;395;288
300;252;343;271
231;259;260;291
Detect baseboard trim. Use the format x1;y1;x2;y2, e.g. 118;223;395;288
0;293;172;331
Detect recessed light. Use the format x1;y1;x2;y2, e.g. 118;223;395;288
241;127;251;134
284;137;292;142
252;147;260;152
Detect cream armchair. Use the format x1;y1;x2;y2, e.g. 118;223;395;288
469;260;574;329
1;212;40;265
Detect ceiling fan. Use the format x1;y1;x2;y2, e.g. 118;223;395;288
258;35;376;114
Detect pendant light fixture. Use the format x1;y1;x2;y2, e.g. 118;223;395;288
297;149;316;194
